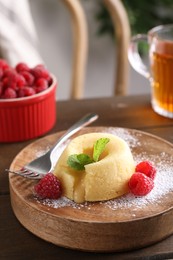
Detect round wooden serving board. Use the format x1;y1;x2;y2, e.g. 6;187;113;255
9;127;173;252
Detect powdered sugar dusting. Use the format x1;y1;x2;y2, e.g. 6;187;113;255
34;128;173;211
104;127;141;148
105;161;173;210
36;196;82;209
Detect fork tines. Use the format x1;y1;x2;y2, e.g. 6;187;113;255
5;168;41;179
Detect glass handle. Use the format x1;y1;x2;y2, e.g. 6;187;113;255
128;34;151;79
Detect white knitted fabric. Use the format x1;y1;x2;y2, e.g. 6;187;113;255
0;0;43;66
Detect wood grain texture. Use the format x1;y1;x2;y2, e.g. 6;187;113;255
9;127;173;252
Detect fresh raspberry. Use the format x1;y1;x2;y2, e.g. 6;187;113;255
3;68;16;78
20;71;34;86
2;77;9;88
18;86;36;97
3;87;17;99
135;161;156;180
0;60;52;99
2;70;26;90
16;74;26;88
15;62;30;72
34;78;48;93
31;64;51;81
34;173;62;199
128;172;154;196
2;77;17;90
0;59;9;71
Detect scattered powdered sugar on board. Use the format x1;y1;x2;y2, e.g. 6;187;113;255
36;196;82;209
34;128;173;211
105;155;173;210
104;127;141;148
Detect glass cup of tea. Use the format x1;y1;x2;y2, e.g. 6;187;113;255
128;24;173;118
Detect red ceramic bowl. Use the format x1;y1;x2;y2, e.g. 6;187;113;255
0;75;57;142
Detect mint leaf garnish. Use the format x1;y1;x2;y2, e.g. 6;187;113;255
67;154;93;171
67;137;110;171
93;138;110;162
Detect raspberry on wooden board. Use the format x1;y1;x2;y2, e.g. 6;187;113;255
34;173;62;199
128;172;154;196
135;161;156;180
128;161;156;196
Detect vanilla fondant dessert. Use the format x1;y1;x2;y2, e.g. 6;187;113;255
53;133;135;203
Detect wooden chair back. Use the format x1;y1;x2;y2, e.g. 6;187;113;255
63;0;88;99
63;0;131;98
104;0;131;96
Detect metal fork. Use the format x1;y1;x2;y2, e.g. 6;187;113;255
6;113;98;179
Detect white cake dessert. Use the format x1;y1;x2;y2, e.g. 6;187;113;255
53;133;135;203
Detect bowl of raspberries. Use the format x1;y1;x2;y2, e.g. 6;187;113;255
0;59;57;142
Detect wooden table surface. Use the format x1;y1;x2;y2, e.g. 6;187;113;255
1;94;173;259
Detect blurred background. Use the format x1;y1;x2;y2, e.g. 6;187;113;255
29;0;173;100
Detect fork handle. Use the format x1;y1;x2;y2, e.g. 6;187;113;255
49;113;98;170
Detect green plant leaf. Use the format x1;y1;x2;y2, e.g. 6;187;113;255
93;138;110;162
67;154;93;171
